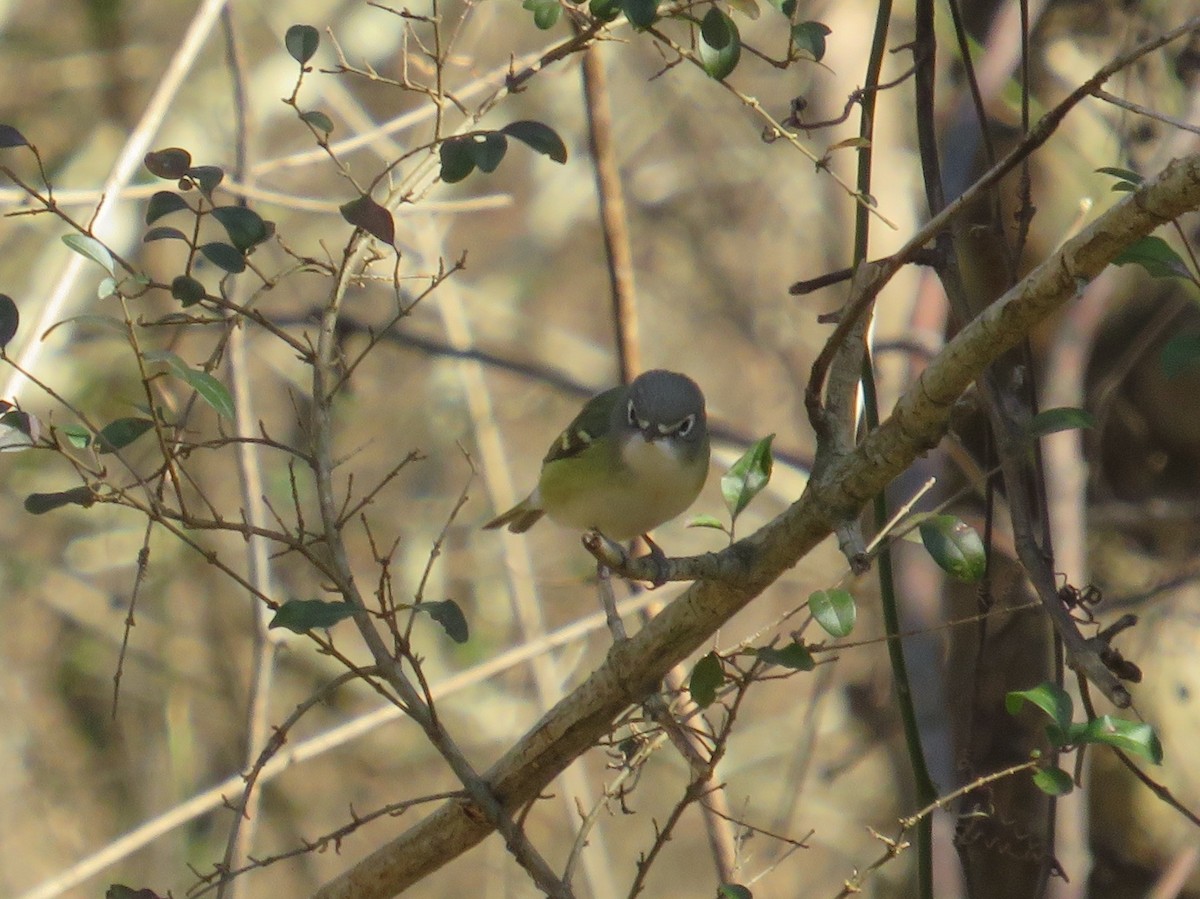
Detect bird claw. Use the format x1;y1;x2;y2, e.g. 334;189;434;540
582;530;671;587
641;533;669;588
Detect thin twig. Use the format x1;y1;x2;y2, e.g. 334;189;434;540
1093;87;1200;136
1077;676;1200;828
830;761;1040;899
802;14;1200;412
111;520;154;717
216;7;283;896
206;669;372;898
581;42;640;383
627;672;754;898
16;590;663;899
645;26;897;230
0;0;231;405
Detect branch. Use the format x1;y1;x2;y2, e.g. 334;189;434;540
801;13;1200;406
312;153;1200;899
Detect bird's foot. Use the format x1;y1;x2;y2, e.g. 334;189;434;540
640;533;669;589
581;530;670;588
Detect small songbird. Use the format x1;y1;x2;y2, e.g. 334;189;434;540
483;370;710;550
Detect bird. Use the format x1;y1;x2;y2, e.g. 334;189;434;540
483;369;710;568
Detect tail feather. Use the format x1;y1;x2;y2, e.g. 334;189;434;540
483;503;545;533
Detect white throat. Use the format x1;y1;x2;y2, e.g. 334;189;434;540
621;433;686;475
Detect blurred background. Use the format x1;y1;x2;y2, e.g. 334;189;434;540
1;1;1198;897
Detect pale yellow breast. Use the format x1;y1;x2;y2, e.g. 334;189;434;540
546;437;706;540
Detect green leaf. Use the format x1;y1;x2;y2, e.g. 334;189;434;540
143;226;189;243
97;277;116;298
1160;334;1200;378
43;314;125;342
918;514;986;582
106;886;165;899
523;0;561;28
171;275;207;306
0;294;18;349
199;242;246;274
24;486;95;515
95;417;155;454
300;109;334;135
144;147;192;180
145;350;235;420
721;434;775;521
689;651;723;708
727;0;760;19
471;132;508;173
62;234;115;276
42;311;124;341
1028;406;1096;438
269;599;356;634
809;588;856;637
767;0;798;14
1112;235;1191;279
500;120;568;164
1076;715;1164;764
414;599;470;644
687;513;727;531
211;206;269;252
1006;682;1073;731
699;8;741;80
718;885;753;899
622;0;660;28
756;642;814;671
62;424;92;448
792;21;831;61
590;0;622;20
187;165;224;199
1032;767;1075;796
0;124;30;148
339;195;395;244
145;190;190;224
0;408;37;450
1048;721;1072;749
1096;166;1142;189
285;24;320;65
439;137;477;183
180;369;234;420
825;136;872;155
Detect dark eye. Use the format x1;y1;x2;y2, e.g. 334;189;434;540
676;415;695;438
627;399;638;427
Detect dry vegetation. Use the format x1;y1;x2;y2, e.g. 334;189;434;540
1;2;1199;899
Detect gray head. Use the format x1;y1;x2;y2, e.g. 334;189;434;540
618;370;706;443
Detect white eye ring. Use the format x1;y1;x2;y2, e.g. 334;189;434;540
627;399;638;427
676;415;695;438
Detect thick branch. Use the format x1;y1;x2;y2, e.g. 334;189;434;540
312;153;1200;899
